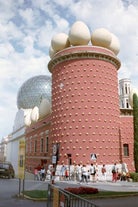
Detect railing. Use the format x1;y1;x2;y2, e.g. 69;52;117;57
47;183;100;207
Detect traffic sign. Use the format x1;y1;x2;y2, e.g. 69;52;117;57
53;144;58;155
91;153;97;160
52;155;57;164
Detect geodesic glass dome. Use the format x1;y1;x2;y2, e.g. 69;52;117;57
17;75;51;109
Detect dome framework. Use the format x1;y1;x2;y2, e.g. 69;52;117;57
17;75;51;109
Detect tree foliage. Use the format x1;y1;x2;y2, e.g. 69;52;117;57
133;93;138;172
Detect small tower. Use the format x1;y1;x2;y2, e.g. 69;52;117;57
119;78;131;109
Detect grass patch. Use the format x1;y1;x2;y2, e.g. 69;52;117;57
23;190;138;199
23;190;48;199
81;191;138;198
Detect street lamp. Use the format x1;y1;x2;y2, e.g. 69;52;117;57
67;153;72;180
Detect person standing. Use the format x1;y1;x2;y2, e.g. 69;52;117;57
89;163;96;182
121;162;129;181
65;168;69;181
77;164;82;182
95;163;99;181
101;164;106;181
112;163;118;182
40;167;46;181
60;164;66;181
36;164;41;181
75;164;79;181
73;164;78;181
34;168;39;180
81;165;88;183
45;168;51;180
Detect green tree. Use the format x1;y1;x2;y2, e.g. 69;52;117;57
133;93;138;172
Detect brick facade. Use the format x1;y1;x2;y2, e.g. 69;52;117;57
25;115;52;173
25;46;135;174
48;46;122;165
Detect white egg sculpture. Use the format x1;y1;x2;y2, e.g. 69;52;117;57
49;46;56;59
24;110;32;126
91;28;112;48
107;33;120;55
39;99;51;118
129;88;138;107
51;33;70;52
69;21;91;46
31;106;39;122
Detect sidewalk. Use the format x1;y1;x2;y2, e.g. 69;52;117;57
23;173;138;192
55;180;138;192
24;177;138;193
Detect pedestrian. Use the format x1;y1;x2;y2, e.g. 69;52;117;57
77;164;82;182
89;163;96;182
87;170;90;182
45;168;51;180
101;164;106;181
36;164;41;180
65;168;69;180
95;163;99;181
60;164;66;181
40;167;46;181
112;163;118;182
119;162;128;181
34;168;39;180
75;164;79;181
81;165;88;183
73;164;77;181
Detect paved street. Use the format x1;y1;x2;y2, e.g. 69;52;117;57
1;178;138;206
0;178;47;207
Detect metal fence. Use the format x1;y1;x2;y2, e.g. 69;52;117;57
47;183;100;207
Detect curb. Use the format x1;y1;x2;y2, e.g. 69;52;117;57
21;191;138;201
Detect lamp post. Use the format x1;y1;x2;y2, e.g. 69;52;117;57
51;143;59;184
67;153;72;180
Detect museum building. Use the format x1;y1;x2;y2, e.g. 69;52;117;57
25;21;135;175
25;50;134;174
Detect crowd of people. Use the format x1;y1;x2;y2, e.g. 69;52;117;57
59;162;131;183
34;164;52;181
59;163;98;183
111;162;131;182
33;162;131;183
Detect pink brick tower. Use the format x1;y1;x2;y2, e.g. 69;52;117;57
48;45;121;165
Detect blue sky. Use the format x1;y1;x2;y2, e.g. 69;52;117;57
0;0;138;139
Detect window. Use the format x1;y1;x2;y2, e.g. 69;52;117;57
128;85;130;93
123;144;129;156
125;84;128;94
45;136;49;152
121;100;124;108
40;138;44;153
126;99;129;108
34;140;37;153
30;137;32;153
121;86;124;95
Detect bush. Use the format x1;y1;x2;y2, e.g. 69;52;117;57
64;187;99;195
130;172;138;182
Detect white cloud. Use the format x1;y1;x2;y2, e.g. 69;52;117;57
37;21;56;48
0;0;138;139
19;8;35;26
67;0;138;79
